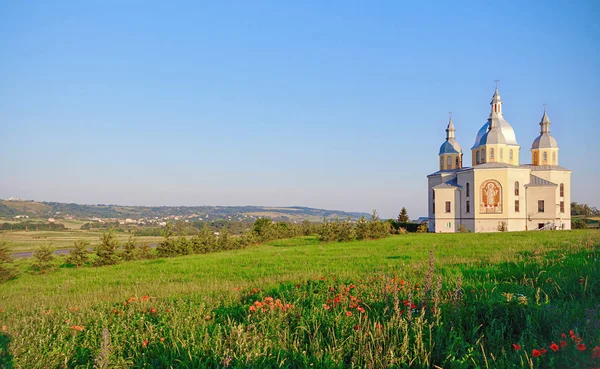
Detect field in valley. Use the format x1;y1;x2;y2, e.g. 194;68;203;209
1;230;599;368
0;230;163;253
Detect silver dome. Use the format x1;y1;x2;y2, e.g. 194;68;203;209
472;116;518;149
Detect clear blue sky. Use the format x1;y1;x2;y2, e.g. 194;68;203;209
1;0;598;218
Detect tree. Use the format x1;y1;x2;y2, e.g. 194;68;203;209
94;231;120;266
157;223;178;258
217;226;231;250
66;239;90;267
0;240;16;280
32;244;55;273
120;235;138;261
355;216;371;240
397;207;410;223
137;242;154;259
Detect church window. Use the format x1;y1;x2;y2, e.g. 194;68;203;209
476;151;480;164
514;181;519;196
432;202;435;214
481;149;486;162
466;200;470;213
440;157;443;169
560;183;564;197
466;183;470;197
552;152;556;163
447;156;452;168
490;148;494;159
533;152;538;165
543;152;547;162
446;222;452;228
538;200;545;213
515;200;520;212
509;149;513;161
432;189;435;200
500;148;503;159
560;201;565;213
445;201;451;213
456;157;459;167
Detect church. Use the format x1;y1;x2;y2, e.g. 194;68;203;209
427;86;571;233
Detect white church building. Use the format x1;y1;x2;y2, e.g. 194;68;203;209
427;86;571;233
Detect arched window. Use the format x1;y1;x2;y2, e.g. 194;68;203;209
476;151;480;164
490;148;495;159
534;152;538;165
514;181;519;196
432;189;435;199
440;157;443;169
455;157;459;167
466;183;470;197
447;156;452;168
543;152;547;162
481;149;486;163
560;183;564;197
552;152;556;163
509;149;513;161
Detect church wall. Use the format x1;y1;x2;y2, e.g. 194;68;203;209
456;171;475;232
525;185;558;230
528;170;571;229
433;187;459;233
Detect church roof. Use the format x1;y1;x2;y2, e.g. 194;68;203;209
472;162;518;169
434;178;461;189
528;174;557;187
439;141;459;154
519;164;571;171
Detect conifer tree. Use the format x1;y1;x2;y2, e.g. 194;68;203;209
32;244;55;273
67;239;90;267
94;231;120;266
120;235;138;261
0;240;16;280
398;207;410;223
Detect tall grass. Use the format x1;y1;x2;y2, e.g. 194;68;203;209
1;230;599;368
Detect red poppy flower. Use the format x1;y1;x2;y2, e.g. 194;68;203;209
592;346;600;358
561;333;567;339
540;348;547;355
577;344;586;351
532;349;542;357
512;343;521;351
345;311;353;317
560;340;568;348
142;339;149;348
550;342;559;352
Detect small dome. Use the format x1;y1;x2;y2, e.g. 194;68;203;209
531;134;558;149
439;141;460;155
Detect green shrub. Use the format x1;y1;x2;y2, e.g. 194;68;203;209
31;244;55;273
66;239;90;267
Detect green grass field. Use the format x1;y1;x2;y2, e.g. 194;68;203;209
1;230;599;368
0;230;163;253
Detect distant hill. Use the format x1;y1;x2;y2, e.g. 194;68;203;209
0;200;370;222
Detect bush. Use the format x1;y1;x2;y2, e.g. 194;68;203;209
0;239;16;281
94;231;120;266
572;218;587;229
119;235;138;261
417;223;428;233
66;239;90;267
137;242;154;259
32;244;55;273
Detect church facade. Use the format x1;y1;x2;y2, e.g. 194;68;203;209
427;87;571;233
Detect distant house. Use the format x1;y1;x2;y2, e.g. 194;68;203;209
48;218;56;223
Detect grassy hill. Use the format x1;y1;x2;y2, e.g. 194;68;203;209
0;200;370;221
1;230;599;368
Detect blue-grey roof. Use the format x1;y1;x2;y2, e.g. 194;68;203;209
434;178;462;189
473;162;519;169
528;174;557;187
439;141;459;155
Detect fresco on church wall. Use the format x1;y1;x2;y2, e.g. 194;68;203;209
480;179;502;213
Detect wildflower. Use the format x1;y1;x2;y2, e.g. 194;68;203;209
374;323;383;330
569;330;575;337
69;325;85;331
562;333;567;339
65;319;71;324
323;304;331;311
160;337;165;342
577;344;586;351
204;315;211;321
357;307;365;314
142;339;149;348
123;302;127;306
540;348;547;355
560;340;568;348
345;311;352;317
512;343;521;351
592;346;600;358
353;325;360;331
165;309;170;313
532;349;542;357
550;342;559;352
149;308;157;314
1;326;6;331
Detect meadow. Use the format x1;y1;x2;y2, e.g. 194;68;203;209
1;230;599;368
